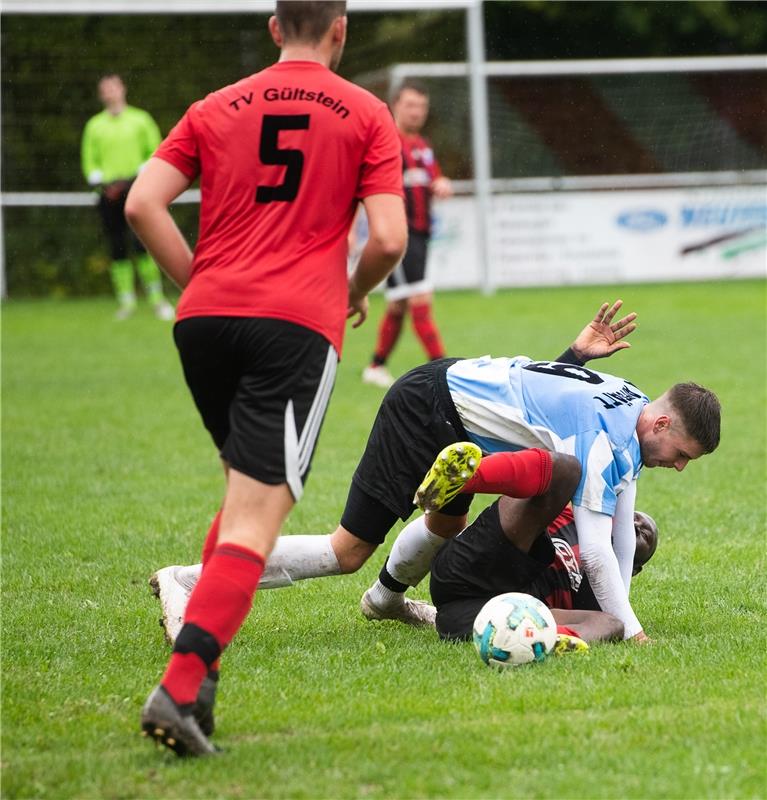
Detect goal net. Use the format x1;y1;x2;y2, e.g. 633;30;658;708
359;57;767;186
357;57;766;289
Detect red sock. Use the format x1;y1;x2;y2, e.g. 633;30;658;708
161;543;264;706
201;511;222;567
557;625;579;637
200;514;223;673
372;310;404;365
160;652;208;708
462;449;553;497
411;303;445;360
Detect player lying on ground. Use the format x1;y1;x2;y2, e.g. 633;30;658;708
152;300;679;641
429;491;658;645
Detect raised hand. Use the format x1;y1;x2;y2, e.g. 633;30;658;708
571;300;637;361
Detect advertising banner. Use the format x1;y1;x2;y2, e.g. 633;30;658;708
426;185;766;289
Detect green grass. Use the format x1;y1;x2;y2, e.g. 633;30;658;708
3;280;766;799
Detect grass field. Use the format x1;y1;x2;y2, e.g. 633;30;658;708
3;280;766;799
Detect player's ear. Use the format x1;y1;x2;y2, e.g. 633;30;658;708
652;414;671;433
268;16;283;48
333;15;348;46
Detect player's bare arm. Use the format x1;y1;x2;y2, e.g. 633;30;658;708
347;193;407;328
125;158;194;289
570;299;638;361
550;608;624;643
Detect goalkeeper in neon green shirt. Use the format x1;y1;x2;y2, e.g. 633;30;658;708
81;74;173;320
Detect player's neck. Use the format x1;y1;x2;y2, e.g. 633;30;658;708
397;124;422;137
105;101;126;116
635;405;654;439
279;45;332;68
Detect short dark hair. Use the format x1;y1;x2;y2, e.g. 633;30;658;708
275;1;346;44
668;382;721;453
391;79;430;105
98;73;123;84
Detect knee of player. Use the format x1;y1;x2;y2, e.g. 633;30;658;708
386;299;407;318
330;529;376;574
425;512;467;538
336;551;368;573
550;453;581;493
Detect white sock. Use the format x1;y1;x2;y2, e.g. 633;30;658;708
365;515;448;609
173;534;341;592
262;534;341;587
365;580;405;609
386;515;448;587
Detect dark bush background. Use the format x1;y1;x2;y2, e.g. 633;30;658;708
3;2;765;296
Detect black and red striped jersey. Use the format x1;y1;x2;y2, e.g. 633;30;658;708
530;506;600;611
400;131;442;234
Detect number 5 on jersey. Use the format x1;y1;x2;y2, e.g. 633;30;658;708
256;114;310;204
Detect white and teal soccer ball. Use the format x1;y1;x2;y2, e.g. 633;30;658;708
473;592;557;669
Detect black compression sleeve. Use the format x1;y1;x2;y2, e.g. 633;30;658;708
555;347;586;366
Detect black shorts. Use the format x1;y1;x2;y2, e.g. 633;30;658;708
429;500;555;640
340;358;474;545
385;231;430;300
174;317;337;501
97;180;146;261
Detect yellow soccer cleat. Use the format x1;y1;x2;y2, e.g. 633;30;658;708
553;633;590;655
413;442;482;512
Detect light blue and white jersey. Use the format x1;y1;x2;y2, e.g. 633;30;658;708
446;356;648;516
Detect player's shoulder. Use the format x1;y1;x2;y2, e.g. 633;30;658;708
332;72;389;110
455;354;526;368
412;132;433;147
82;110;104;131
124;105;156;123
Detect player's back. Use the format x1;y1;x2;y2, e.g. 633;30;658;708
447;355;647;452
157;61;401;353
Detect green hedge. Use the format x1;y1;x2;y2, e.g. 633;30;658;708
4;205;199;297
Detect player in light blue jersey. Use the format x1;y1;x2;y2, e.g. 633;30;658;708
445;356;647;518
373;330;720;641
153;302;705;644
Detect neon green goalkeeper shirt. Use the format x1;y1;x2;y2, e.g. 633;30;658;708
81;105;162;186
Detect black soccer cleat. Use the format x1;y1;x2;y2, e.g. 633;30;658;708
140;685;218;757
194;674;218;737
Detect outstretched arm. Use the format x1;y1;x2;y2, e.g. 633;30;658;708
556;300;637;365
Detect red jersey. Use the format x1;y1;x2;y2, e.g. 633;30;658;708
400;131;442;234
155;61;404;355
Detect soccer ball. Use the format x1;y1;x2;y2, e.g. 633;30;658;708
473;592;557;669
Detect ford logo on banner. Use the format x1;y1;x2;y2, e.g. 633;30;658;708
616;209;668;231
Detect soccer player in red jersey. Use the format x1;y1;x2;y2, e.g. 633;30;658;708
125;0;406;756
363;80;453;389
